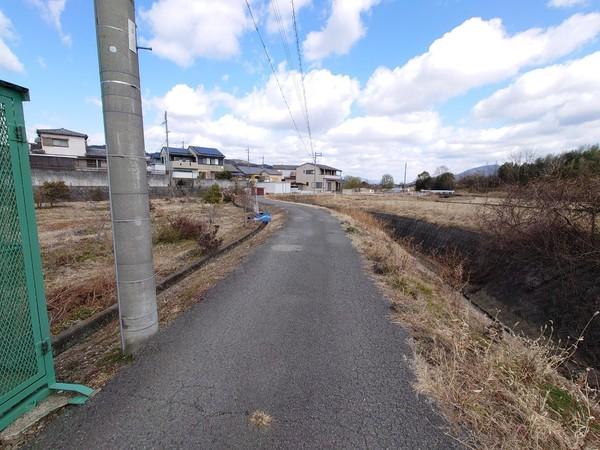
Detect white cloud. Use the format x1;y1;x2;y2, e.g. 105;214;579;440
144;50;600;180
144;67;358;161
361;13;600;115
326;111;441;145
28;0;71;46
232;67;360;132
151;84;216;119
141;13;600;181
303;0;380;62
548;0;587;8
141;0;251;66
0;10;24;73
474;51;600;126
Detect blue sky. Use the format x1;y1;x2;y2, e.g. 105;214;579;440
1;0;600;180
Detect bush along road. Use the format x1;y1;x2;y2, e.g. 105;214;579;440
29;200;458;449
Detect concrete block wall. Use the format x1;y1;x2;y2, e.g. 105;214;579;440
30;168;237;200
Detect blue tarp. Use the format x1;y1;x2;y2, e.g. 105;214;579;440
254;212;272;224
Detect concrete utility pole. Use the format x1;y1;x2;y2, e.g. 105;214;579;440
313;152;322;193
94;0;158;353
163;111;172;191
403;162;407;191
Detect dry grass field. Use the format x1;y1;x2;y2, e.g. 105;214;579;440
36;198;252;334
279;193;498;230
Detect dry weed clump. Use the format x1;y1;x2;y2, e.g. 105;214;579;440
248;410;273;429
155;215;223;252
43;237;112;267
333;205;600;449
46;270;116;333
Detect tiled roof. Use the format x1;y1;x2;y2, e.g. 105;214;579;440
272;164;298;170
188;146;224;158
147;152;162;160
236;165;281;176
85;145;107;158
37;128;88;139
224;163;242;172
298;162;340;171
162;146;192;157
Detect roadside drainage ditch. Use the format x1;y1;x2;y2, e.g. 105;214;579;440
373;212;600;373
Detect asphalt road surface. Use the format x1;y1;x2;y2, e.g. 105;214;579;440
30;200;459;449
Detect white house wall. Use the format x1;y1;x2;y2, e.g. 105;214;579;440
41;134;87;157
256;182;291;194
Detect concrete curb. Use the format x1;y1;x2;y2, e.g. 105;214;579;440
51;222;267;356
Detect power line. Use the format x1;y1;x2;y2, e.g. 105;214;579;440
245;0;310;157
271;0;293;68
271;0;305;113
290;0;315;158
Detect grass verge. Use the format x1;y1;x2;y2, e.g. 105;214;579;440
290;199;600;449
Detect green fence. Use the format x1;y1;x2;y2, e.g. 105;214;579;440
0;81;92;432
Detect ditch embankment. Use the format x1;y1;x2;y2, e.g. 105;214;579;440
374;212;600;372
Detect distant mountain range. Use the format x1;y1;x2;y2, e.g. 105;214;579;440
456;164;499;180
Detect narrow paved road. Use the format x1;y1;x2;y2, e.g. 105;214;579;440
31;201;458;449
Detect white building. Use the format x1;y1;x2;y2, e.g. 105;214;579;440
36;128;88;158
295;163;342;192
30;128;107;171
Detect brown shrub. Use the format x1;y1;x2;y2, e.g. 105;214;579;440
156;215;223;252
480;177;600;269
479;176;600;362
46;271;116;333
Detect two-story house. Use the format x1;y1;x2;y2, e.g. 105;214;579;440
273;164;301;189
189;146;225;179
295;163;342;192
29;128;107;170
160;145;225;180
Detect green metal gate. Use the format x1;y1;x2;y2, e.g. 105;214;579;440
0;80;92;431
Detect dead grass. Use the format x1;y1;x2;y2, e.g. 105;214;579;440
248;410;273;429
36;199;252;333
288;198;599;449
276;193;496;230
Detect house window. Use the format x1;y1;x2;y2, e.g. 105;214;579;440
86;159;97;168
304;169;314;174
42;137;69;147
314;182;322;189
